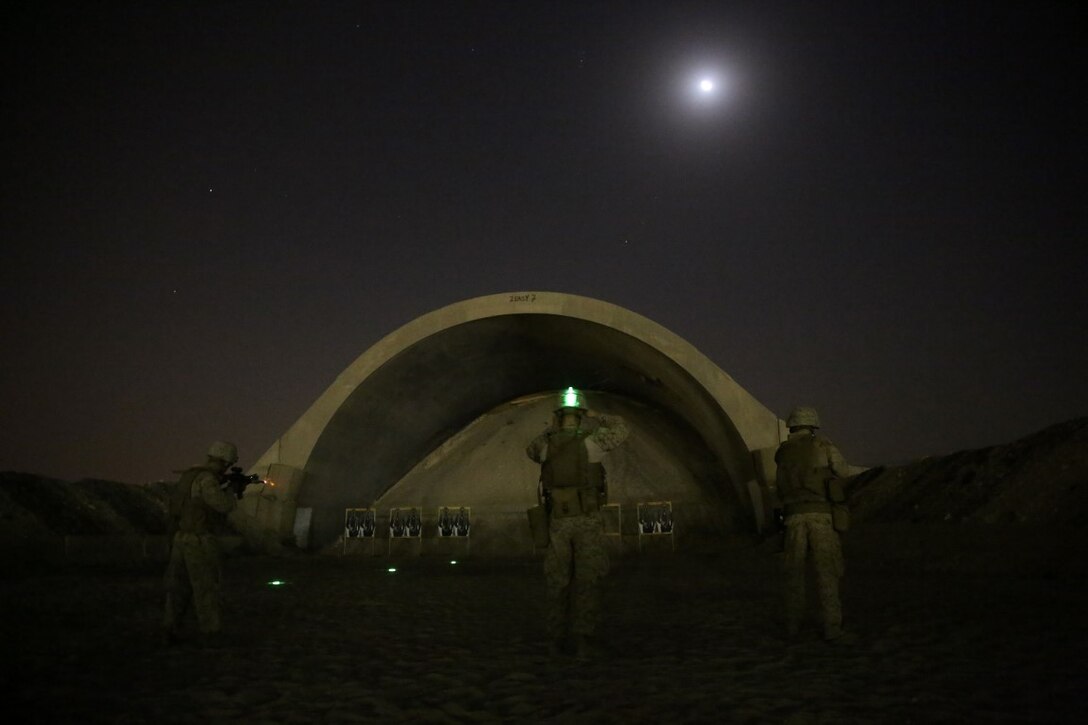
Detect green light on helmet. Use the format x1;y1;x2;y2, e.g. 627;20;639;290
560;386;585;409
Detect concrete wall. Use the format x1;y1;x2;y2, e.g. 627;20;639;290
247;292;784;551
368;393;738;556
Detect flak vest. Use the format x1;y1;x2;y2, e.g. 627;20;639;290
776;435;836;516
541;429;604;518
171;466;225;534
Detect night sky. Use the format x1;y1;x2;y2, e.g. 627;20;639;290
3;1;1085;485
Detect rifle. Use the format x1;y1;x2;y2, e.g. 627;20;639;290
527;481;551;547
221;466;262;499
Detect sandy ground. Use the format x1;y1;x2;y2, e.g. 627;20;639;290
3;535;1085;724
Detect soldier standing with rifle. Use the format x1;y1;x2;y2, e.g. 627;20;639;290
162;440;255;647
773;407;854;643
526;388;628;659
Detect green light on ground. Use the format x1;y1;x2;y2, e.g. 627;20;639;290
267;580;286;586
387;567;397;573
450;560;458;565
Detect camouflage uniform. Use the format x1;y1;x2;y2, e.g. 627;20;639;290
163;464;237;637
543;516;611;638
782;512;844;637
774;429;848;639
527;414;629;643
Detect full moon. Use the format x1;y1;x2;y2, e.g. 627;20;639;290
699;79;714;92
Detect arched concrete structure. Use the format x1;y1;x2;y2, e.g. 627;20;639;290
245;292;785;551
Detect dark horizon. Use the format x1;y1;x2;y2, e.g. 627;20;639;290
3;1;1085;484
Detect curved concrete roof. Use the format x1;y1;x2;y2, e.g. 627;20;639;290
251;291;783;546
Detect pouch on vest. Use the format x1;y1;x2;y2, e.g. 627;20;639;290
526;504;550;547
826;477;849;531
578;487;602;515
549;487;583;519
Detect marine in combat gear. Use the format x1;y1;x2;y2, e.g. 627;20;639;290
162;440;244;647
526;388;629;658
773;406;852;642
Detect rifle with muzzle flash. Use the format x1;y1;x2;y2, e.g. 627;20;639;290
221;467;263;499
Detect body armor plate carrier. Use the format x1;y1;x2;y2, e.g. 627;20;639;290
541;430;604;518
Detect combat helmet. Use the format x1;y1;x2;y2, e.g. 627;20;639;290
207;440;239;464
786;406;820;430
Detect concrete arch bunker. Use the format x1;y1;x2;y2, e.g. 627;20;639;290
243;292;785;552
